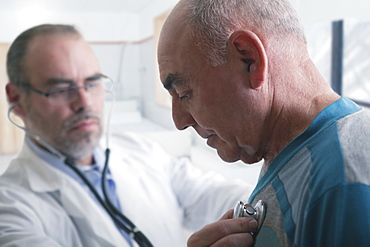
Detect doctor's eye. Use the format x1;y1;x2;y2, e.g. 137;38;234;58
85;81;100;91
49;87;74;96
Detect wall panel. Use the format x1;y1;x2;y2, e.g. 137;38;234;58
0;44;24;154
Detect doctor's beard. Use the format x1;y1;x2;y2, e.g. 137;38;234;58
26;111;103;162
55;111;103;162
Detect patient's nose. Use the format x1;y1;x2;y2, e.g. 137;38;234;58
172;99;196;130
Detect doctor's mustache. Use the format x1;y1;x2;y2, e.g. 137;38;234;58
63;111;102;129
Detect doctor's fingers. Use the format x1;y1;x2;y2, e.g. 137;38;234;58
187;216;257;247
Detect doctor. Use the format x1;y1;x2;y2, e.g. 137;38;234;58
0;24;255;247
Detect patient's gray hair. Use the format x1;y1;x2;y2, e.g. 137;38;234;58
184;0;306;66
7;24;81;88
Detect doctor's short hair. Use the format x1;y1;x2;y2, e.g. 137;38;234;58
183;0;306;66
6;24;81;89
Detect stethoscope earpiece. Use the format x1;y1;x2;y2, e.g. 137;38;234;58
8;102;20;111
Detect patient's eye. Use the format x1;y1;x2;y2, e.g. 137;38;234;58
177;88;192;101
179;91;190;100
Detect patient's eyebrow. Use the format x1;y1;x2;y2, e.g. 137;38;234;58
163;73;188;90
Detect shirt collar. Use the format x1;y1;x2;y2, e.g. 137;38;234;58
25;136;106;181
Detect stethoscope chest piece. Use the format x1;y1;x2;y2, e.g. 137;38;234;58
233;200;266;237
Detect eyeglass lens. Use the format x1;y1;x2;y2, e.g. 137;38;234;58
49;78;112;105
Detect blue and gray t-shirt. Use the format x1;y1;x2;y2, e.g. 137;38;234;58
249;97;370;247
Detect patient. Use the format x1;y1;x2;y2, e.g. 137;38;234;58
0;24;253;247
157;0;370;246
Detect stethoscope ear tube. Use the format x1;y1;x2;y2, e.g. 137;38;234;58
7;103;66;160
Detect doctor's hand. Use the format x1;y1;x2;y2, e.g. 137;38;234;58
187;209;257;247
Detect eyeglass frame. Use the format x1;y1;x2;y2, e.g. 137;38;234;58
19;74;113;105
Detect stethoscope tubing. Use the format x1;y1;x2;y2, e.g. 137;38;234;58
64;151;153;247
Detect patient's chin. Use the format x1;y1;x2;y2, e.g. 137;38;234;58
216;148;240;163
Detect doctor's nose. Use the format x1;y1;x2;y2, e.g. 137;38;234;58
172;100;196;130
71;87;93;112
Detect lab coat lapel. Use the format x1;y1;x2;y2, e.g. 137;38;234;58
59;180;131;247
20;144;131;247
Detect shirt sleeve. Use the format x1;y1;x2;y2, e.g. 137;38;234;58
168;155;254;231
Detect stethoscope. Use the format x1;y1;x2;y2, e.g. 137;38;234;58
7;91;153;247
233;200;267;239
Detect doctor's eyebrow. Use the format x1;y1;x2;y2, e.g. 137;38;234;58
163;73;188;90
45;73;103;85
85;73;104;82
45;78;74;85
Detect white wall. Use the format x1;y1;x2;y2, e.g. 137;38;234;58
1;0;368;43
137;0;370;40
138;39;177;129
294;0;370;27
0;11;139;43
137;0;179;41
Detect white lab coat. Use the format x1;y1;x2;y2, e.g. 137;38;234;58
0;132;252;247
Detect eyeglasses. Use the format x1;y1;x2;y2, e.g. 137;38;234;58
21;74;113;105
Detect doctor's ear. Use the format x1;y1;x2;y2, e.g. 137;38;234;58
6;82;26;118
229;30;268;89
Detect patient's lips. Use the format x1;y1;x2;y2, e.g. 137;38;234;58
206;134;217;148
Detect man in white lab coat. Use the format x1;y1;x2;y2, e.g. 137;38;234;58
0;24;252;247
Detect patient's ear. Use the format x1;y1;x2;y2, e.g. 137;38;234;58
6;82;26;118
228;30;268;89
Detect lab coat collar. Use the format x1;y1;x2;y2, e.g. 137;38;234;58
15;142;131;246
24;136;107;184
19;142;64;192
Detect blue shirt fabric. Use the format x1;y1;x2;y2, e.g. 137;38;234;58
249;97;370;247
25;138;133;246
